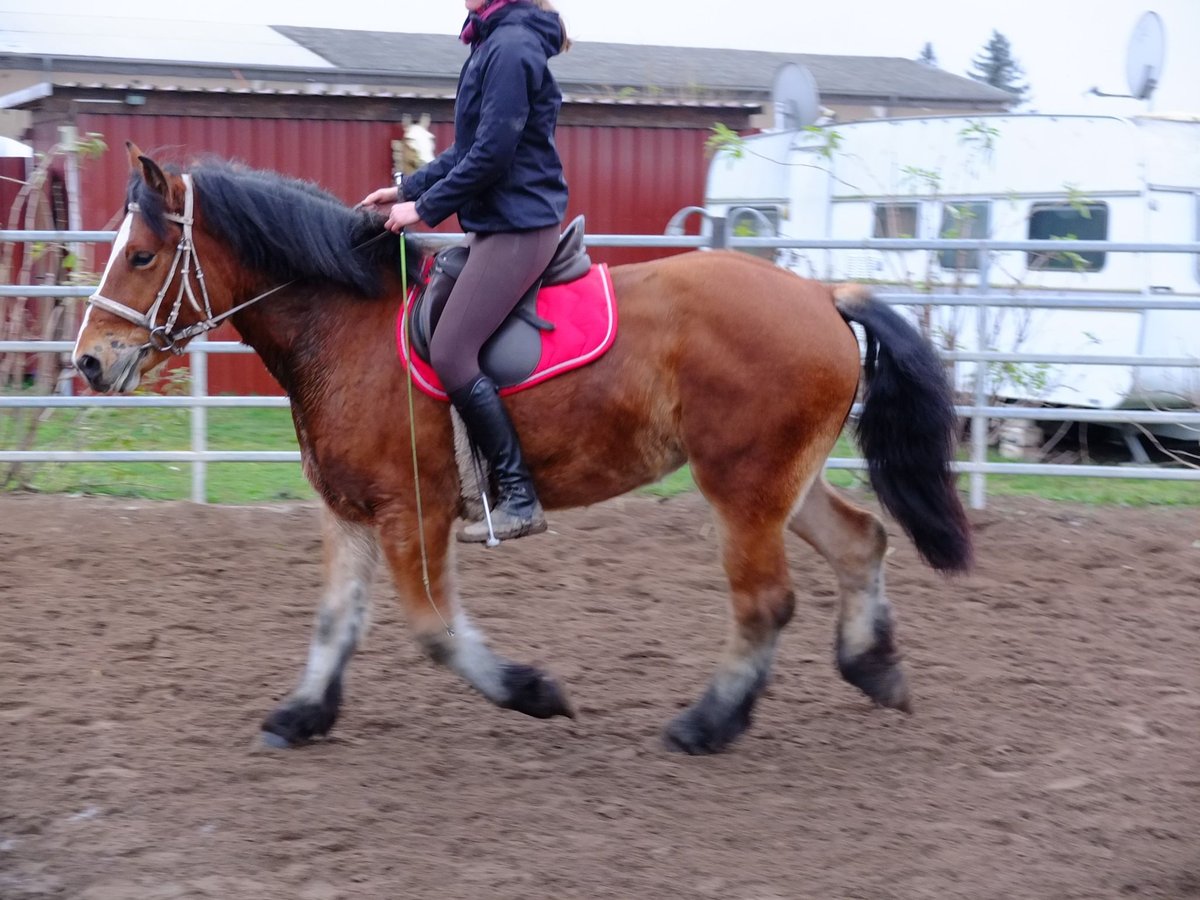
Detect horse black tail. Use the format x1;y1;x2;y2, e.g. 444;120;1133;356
833;285;974;573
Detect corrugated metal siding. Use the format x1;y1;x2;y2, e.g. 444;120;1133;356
74;113;406;229
63;114;712;394
559;125;710;266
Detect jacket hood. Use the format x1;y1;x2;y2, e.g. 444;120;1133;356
485;3;565;58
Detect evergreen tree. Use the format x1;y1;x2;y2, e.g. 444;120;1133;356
918;42;938;67
968;29;1030;104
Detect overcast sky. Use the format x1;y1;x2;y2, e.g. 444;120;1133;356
8;0;1199;115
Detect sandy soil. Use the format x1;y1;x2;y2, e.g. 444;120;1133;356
1;490;1198;900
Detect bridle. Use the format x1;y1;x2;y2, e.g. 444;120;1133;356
86;173;295;355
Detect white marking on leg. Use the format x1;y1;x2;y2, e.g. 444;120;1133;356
840;567;888;658
417;610;508;703
714;636;777;705
447;612;507;701
295;515;378;703
73;213;132;360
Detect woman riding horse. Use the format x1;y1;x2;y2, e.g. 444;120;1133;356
361;0;573;543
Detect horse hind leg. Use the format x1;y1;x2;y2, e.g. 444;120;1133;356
664;504;797;755
262;507;379;748
788;479;911;713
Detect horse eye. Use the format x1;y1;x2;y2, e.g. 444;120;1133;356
130;250;155;268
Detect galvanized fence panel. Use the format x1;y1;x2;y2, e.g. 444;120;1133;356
2;229;1198;505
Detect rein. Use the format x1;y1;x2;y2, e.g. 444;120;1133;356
87;174;389;354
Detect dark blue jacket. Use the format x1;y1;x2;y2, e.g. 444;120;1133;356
404;2;569;233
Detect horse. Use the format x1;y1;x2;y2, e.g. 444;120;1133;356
72;142;973;755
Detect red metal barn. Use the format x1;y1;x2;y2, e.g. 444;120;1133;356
14;85;752;394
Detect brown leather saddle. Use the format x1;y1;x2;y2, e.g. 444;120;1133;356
406;215;592;388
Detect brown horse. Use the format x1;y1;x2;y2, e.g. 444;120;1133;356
72;143;972;755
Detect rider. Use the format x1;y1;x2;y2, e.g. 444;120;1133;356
361;0;571;543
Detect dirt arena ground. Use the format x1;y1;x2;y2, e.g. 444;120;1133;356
1;489;1198;900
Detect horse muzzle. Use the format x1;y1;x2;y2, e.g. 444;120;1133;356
74;345;149;393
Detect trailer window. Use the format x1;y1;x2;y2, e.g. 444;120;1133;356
1027;202;1108;271
938;202;990;270
873;203;919;238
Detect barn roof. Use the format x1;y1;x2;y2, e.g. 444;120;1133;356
276;26;1013;105
0;13;333;70
0;11;1012;109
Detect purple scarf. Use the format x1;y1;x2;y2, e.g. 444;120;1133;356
459;0;523;45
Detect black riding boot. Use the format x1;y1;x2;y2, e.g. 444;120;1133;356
449;374;547;543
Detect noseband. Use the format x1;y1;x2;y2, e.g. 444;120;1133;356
87;174;293;354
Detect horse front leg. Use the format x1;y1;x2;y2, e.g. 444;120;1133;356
376;504;574;721
665;509;796;755
261;507;378;747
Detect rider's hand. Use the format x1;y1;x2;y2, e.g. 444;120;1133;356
384;201;423;234
358;186;399;210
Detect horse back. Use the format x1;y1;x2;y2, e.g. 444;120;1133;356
503;251;861;509
609;250;860;401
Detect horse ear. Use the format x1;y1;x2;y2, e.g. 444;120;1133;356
125;140;182;209
125;140;144;170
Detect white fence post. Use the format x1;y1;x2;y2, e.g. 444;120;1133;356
970;253;992;509
190;337;207;503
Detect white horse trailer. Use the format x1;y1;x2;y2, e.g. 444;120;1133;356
704;114;1200;430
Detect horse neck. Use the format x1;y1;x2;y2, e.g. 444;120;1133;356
227;280;400;402
226;291;308;396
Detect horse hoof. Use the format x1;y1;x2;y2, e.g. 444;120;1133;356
498;664;575;720
260;730;295;750
260;694;340;747
662;704;747;755
838;647;912;713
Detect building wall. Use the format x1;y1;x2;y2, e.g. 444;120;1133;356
24;98;716;394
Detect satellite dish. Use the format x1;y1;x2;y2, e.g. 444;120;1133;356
1125;11;1165;100
771;63;820;131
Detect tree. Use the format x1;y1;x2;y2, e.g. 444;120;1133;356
918;42;938;68
968;29;1030;104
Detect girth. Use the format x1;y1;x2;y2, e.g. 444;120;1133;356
406;215;592;388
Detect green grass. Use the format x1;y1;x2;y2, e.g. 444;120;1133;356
2;404;1196;506
2;405;314;504
972;465;1199;505
643;436;1199;506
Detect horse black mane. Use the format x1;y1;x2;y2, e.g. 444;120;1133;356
128;161;426;297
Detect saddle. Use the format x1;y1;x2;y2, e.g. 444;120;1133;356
406;215;592;388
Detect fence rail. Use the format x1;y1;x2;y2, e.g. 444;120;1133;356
3;230;1198;506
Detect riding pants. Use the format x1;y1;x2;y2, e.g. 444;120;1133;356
428;224;561;395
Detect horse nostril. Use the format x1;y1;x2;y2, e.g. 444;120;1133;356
75;354;103;386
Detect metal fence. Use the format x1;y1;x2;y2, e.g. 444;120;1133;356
2;227;1198;507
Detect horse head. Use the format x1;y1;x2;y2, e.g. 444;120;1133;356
73;142;228;392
